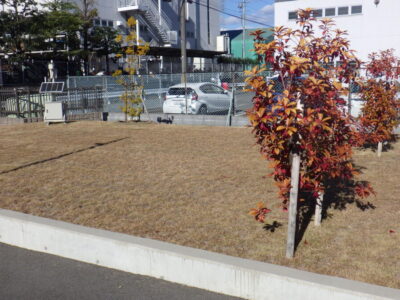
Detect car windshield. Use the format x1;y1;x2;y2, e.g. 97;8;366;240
168;88;194;95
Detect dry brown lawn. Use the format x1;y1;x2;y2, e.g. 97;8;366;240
0;121;399;289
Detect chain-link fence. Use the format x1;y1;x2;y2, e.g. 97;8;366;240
2;70;381;126
67;71;273;118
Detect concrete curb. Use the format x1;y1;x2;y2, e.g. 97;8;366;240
108;112;250;127
0;209;399;300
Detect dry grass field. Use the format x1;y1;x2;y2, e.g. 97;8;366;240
0;121;399;288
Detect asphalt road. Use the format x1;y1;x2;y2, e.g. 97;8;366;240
0;243;243;300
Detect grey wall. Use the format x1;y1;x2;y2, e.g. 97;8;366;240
64;0;220;51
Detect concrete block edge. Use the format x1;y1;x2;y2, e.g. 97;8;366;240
0;208;398;300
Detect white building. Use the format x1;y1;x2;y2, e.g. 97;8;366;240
274;0;400;62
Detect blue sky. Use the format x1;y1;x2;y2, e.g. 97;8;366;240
221;0;275;30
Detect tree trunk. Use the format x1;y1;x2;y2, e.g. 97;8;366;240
83;28;89;76
106;53;110;74
314;191;324;226
286;153;300;259
377;141;383;157
124;87;128;122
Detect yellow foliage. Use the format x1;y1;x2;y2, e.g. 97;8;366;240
112;69;123;77
113;18;149;121
127;17;136;28
115;35;123;43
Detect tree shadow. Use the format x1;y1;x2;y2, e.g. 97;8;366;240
359;134;398;153
295;191;316;249
293;163;376;251
0;137;129;175
263;221;283;233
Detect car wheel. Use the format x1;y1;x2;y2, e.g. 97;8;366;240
198;105;207;115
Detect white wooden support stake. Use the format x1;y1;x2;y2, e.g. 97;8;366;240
286;152;301;259
314;191;324;226
377;141;383;158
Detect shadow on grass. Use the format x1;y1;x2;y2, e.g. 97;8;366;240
359;134;398;153
263;221;283;233
0;137;129;175
292;163;376;251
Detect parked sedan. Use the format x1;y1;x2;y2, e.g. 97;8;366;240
162;83;232;114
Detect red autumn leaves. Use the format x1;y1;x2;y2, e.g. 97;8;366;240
358;50;400;145
246;9;378;223
249;202;272;223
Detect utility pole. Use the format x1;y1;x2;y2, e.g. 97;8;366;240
180;0;187;84
180;0;188;113
239;0;248;59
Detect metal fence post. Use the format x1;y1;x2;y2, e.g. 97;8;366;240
104;76;109;112
28;89;32;122
15;88;21;118
232;72;236;116
158;74;163;108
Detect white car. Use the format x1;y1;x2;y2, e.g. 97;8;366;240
162;82;232;114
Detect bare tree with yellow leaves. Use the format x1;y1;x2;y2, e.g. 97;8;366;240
113;17;150;122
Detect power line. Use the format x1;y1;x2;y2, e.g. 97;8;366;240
218;0;274;24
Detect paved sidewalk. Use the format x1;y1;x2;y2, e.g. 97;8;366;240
0;243;243;300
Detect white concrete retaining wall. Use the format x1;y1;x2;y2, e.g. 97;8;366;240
0;209;399;300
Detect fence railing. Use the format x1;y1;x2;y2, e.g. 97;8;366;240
118;0;138;8
0;87;104;121
67;71;274;117
1;71;375;126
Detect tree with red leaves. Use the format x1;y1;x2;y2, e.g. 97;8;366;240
246;9;374;258
359;49;400;157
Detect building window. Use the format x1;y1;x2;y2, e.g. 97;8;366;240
351;5;362;14
101;20;107;26
108;20;114;27
312;9;322;18
94;19;101;26
338;6;349;15
288;11;297;20
325;7;335;17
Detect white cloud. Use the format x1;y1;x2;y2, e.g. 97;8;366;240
220;3;274;30
242;4;274;29
257;4;274;25
222;16;242;27
261;4;274;15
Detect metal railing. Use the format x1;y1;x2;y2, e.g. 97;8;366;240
118;0;139;8
67;71;273;117
146;0;174;31
0;87;104;121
